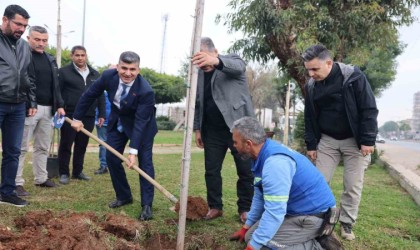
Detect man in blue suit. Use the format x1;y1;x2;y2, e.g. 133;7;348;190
71;51;157;221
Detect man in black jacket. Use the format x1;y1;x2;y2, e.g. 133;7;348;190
58;45;105;185
302;44;378;241
0;5;36;207
15;26;66;196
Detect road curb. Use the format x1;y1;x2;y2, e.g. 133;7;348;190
376;158;420;207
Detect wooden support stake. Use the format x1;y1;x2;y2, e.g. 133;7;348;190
176;1;205;249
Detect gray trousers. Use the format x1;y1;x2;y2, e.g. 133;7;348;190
16;105;53;185
245;215;324;249
316;134;370;224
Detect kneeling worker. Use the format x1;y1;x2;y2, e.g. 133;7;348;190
230;117;340;249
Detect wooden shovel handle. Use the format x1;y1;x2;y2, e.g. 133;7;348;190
65;117;178;204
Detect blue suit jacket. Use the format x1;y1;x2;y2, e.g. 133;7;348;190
74;69;157;150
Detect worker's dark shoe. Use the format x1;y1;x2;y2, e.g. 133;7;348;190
317;232;344;250
15;185;30;196
138;205;153;221
108;198;133;209
340;222;355;241
204;208;223;220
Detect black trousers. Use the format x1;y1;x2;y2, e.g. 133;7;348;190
58;115;95;176
202;125;254;213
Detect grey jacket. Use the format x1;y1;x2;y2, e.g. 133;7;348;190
194;54;255;130
0;30;36;107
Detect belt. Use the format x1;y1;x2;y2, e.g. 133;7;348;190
285;212;326;219
311;212;326;219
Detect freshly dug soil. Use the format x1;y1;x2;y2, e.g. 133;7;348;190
0;210;144;250
174;196;208;220
0;209;227;250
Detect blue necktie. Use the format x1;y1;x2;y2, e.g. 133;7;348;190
120;84;129;103
117;84;129;132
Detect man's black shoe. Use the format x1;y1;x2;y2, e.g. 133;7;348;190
108;198;133;208
94;167;108;175
35;179;57;188
72;172;91;181
138;205;152;221
0;194;29;207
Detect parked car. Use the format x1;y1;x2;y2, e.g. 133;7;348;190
376;135;385;143
390;136;398;141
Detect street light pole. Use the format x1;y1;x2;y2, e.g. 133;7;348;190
56;0;62;68
82;0;86;46
283;81;291;146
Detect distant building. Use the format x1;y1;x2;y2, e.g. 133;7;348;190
412;91;420;132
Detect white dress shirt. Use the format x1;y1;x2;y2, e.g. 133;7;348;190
113;79;134;108
73;63;90;84
114;79;137;155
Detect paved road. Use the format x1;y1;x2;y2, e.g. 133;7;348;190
376;141;420;174
380;140;420;151
376;140;420;206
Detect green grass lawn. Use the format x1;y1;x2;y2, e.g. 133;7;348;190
154;130;188;145
88;129;188;145
1;149;419;249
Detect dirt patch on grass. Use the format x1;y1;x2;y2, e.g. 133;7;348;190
175;196;208;221
1;210;142;250
0;209;227;250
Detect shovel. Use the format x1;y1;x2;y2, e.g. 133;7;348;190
64;117;178;204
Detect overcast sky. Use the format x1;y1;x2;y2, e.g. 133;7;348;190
1;0;419;126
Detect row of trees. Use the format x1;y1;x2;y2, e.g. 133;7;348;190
379;120;413;138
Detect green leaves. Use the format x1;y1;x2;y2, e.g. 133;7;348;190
45;46;73;67
141;68;185;104
219;0;420;96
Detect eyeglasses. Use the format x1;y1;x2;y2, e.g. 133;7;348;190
10;20;30;30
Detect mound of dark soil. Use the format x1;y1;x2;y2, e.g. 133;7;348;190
175;196;208;221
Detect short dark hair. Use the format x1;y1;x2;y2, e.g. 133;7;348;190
201;37;216;52
119;51;140;65
29;26;47;35
4;5;30;20
301;44;332;62
232;117;267;145
71;45;86;54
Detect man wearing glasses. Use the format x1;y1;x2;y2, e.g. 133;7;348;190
0;5;36;207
